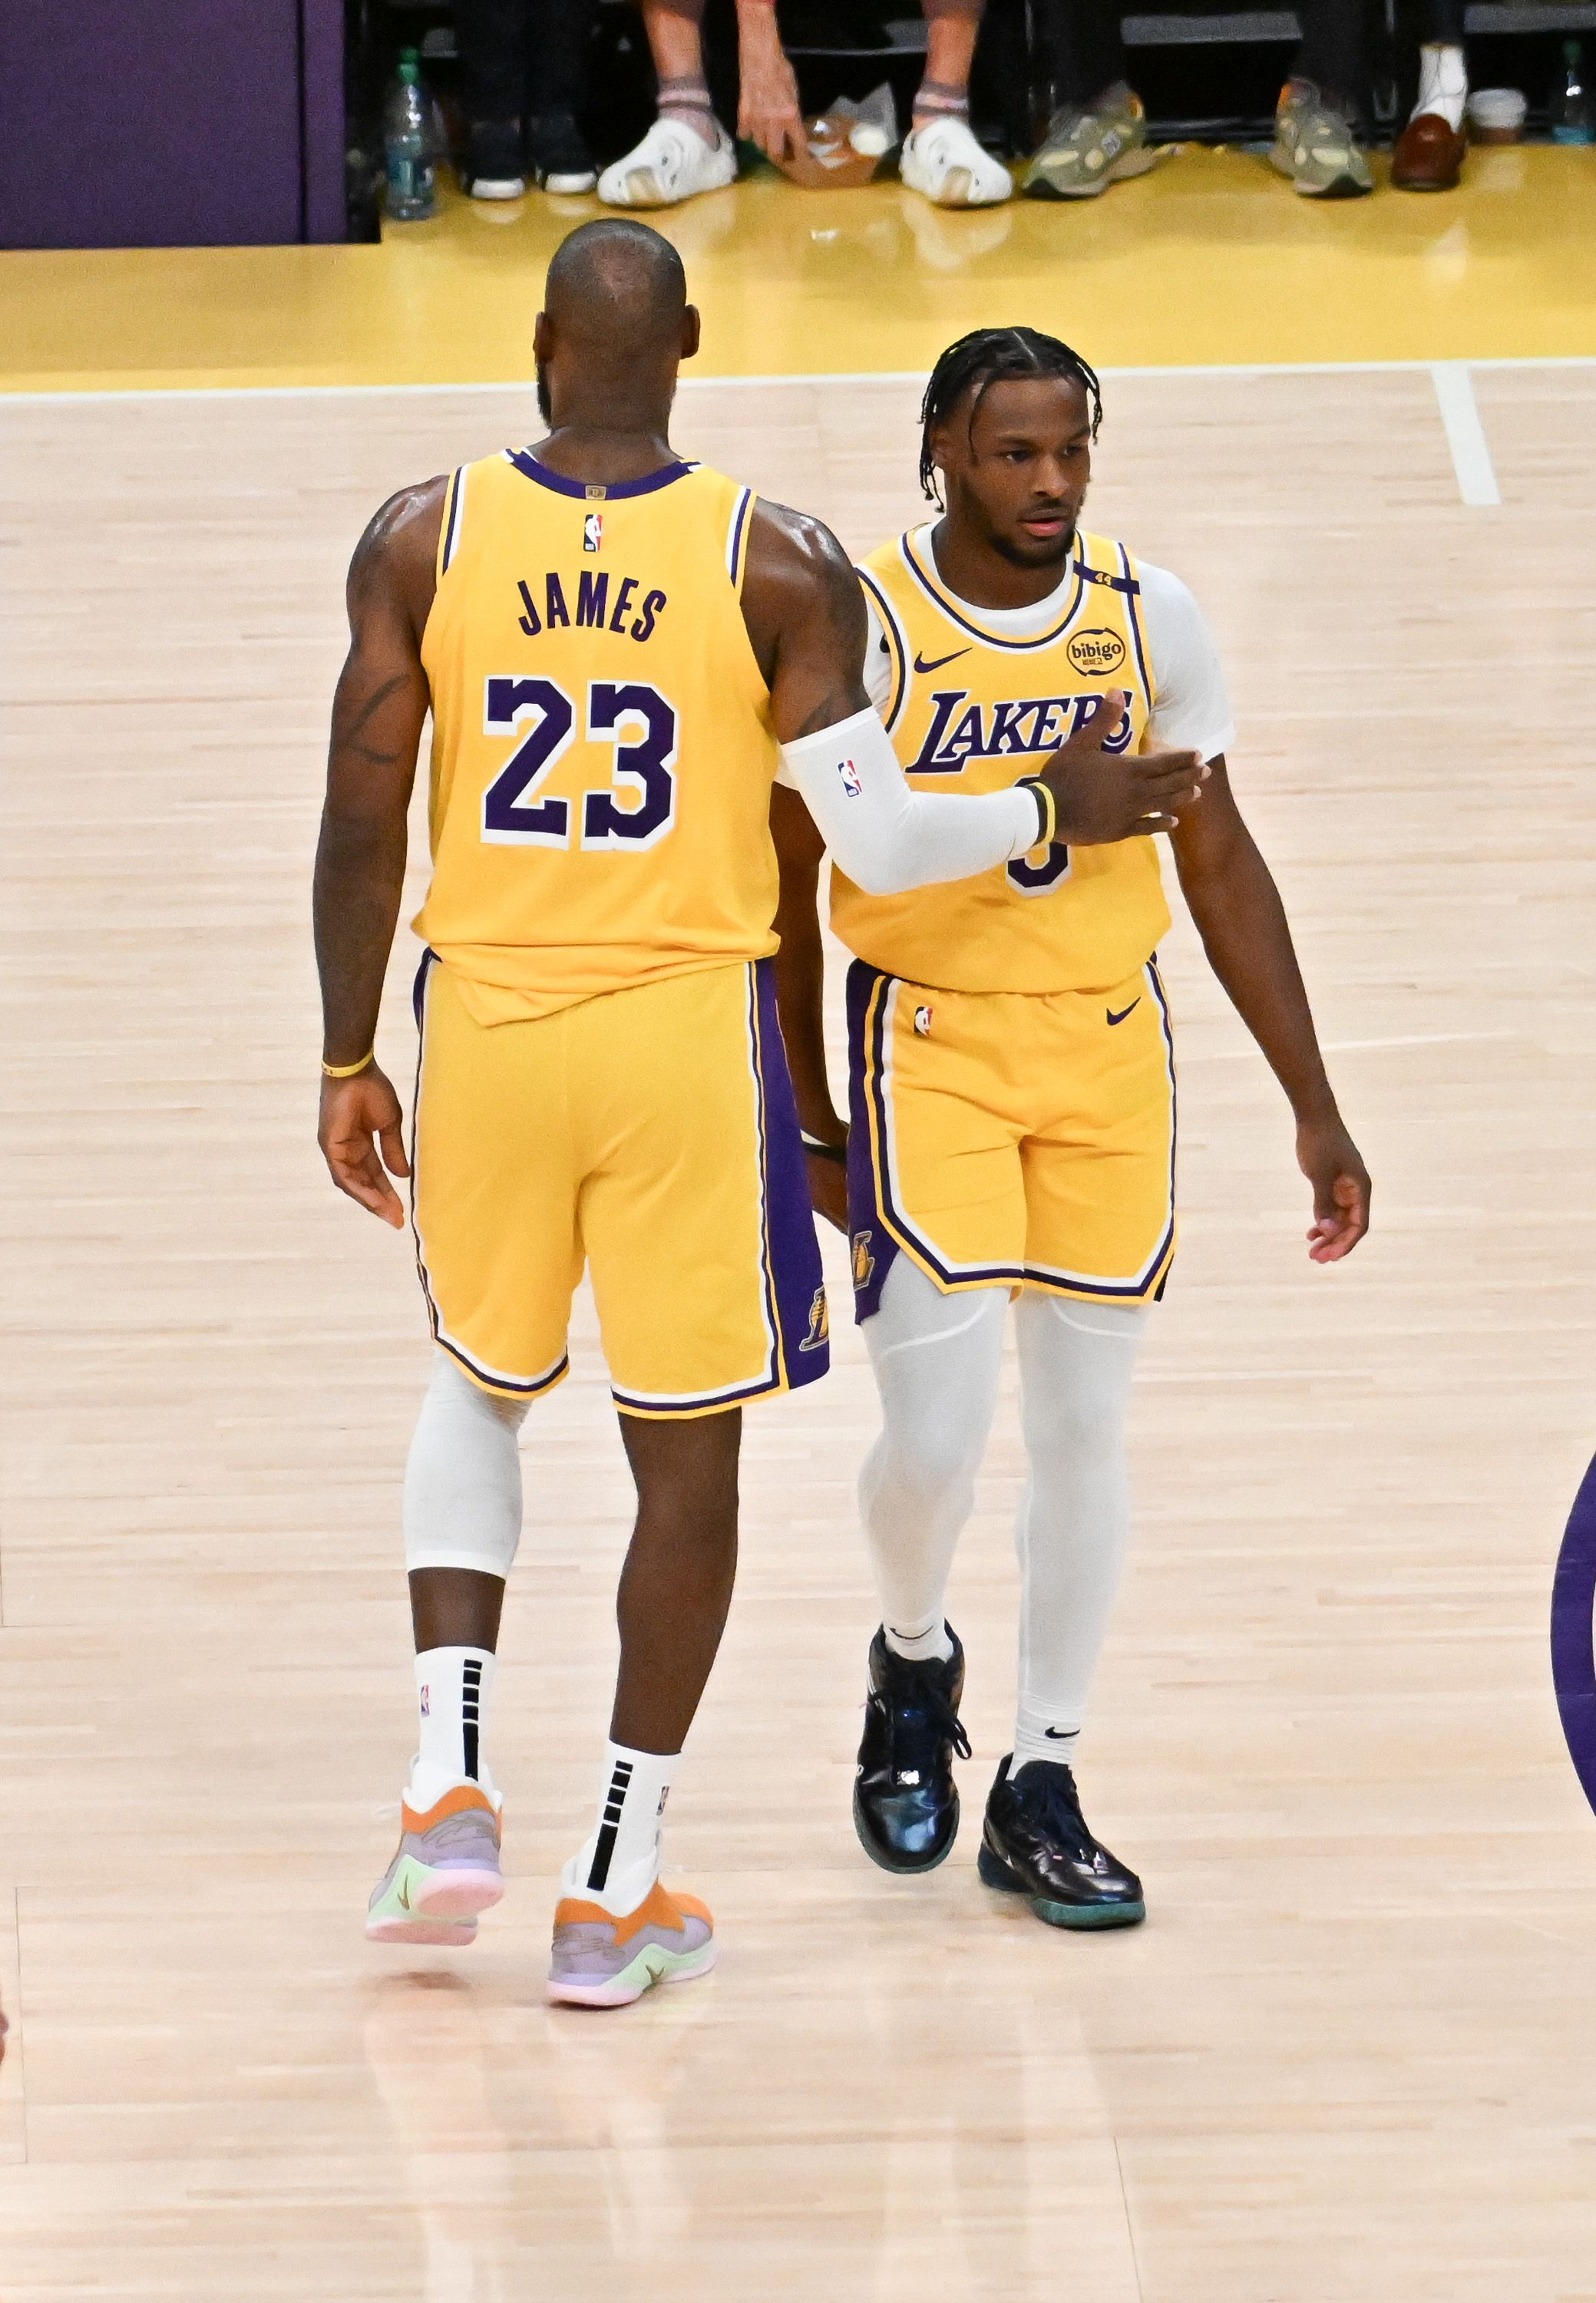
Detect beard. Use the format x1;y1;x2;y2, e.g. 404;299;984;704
986;519;1076;570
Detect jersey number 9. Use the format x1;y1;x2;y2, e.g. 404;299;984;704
481;675;679;853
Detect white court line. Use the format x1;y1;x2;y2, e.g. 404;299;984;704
1429;362;1502;507
2;353;1595;405
1191;1029;1520;1061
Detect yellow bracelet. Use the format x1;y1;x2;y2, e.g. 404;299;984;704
1021;777;1057;849
322;1049;375;1079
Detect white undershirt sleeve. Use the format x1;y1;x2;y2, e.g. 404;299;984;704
781;708;1043;897
1137;562;1236;761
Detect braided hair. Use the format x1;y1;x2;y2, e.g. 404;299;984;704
918;326;1103;503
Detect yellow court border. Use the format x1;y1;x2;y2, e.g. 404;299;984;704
2;145;1594;394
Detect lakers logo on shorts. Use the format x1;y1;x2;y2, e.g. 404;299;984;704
1066;627;1126;677
799;1287;830;1352
852;1229;877;1290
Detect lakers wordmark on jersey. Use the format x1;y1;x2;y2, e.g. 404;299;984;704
834;525;1170;995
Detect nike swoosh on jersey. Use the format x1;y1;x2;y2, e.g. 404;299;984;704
912;647;971;674
1106;1000;1141;1026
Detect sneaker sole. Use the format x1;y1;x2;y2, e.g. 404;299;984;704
366;1855;503;1941
540;170;598;194
904;167;1011;209
469;178;527;200
976;1838;1145;1928
1022;147;1155;199
547;1938;717;2008
851;1786;959;1874
366;1914;479;1946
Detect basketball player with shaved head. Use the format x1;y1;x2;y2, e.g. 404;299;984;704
314;238;1204;2006
773;326;1370;1931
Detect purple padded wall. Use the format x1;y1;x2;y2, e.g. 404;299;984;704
0;0;342;249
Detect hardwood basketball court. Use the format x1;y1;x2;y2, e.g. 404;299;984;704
2;359;1594;2298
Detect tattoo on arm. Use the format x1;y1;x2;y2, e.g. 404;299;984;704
313;482;441;1062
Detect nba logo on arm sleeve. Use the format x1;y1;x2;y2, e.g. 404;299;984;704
840;757;863;798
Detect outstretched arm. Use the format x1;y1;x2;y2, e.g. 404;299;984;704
1169;760;1370;1263
741;504;1205;894
313;478;443;1226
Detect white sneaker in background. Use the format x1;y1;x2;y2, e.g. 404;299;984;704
596;118;737;210
900;117;1013;207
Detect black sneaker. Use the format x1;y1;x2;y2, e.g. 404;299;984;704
530;111;597;195
978;1756;1145;1928
464;118;527;201
853;1625;971;1873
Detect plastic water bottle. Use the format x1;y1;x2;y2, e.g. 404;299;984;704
1553;40;1594;144
385;51;437;219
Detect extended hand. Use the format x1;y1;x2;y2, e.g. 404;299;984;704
1035;692;1208;845
1297;1113;1370;1262
319;1065;410;1228
736;15;805;160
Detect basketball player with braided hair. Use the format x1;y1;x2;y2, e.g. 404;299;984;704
772;326;1370;1929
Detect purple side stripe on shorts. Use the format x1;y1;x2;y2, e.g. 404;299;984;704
754;958;830;1386
845;959;900;1325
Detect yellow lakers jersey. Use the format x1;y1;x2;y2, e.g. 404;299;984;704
416;451;776;1022
832;525;1171;995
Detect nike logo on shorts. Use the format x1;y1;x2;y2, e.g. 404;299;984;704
913;647;970;674
1106;999;1141;1026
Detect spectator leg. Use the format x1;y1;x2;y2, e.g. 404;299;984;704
1410;0;1468;126
915;0;985;127
1294;0;1370;120
638;2;720;143
531;0;598;116
453;0;527;129
1032;0;1134;110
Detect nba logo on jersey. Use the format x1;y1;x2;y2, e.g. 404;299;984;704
583;511;603;553
839;756;863;798
914;1005;933;1036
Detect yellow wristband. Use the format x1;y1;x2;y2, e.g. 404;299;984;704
322;1049;375;1079
1021;777;1057;849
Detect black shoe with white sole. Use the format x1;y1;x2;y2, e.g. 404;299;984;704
464;117;527;200
978;1756;1145;1928
530;111;597;194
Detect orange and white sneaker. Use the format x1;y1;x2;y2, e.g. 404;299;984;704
547;1880;715;2008
366;1781;504;1946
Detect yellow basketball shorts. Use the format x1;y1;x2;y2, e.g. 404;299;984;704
411;954;829;1416
844;957;1177;1318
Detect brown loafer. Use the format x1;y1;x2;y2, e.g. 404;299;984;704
1391;111;1466;189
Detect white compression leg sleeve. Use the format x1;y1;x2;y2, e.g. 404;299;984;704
1011;1292;1148;1769
859;1255;1009;1660
403;1349;529;1578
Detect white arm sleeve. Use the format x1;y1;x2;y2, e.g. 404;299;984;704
1138;561;1236;762
781;708;1043;897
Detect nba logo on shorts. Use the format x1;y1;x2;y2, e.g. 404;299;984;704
839;757;863;798
914;1005;933;1036
583;511;603;553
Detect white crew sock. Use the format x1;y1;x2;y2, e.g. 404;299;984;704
1413;42;1467;131
563;1742;678;1916
1009;1293;1148;1770
411;1647;498;1809
858;1257;1009;1665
